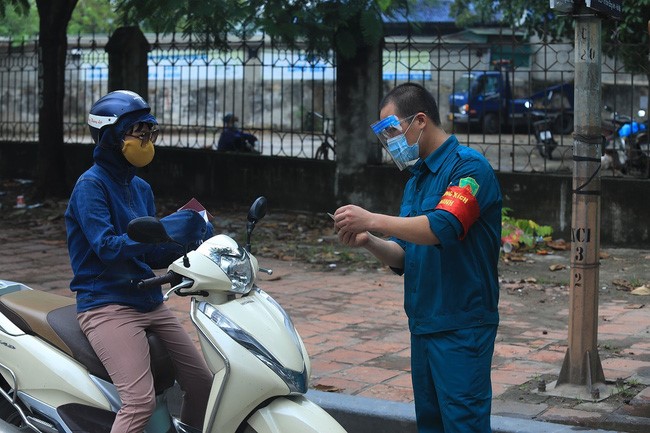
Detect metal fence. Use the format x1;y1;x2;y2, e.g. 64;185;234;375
1;30;648;174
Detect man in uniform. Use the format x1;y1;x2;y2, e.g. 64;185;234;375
333;83;502;433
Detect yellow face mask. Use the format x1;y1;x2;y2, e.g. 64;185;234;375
122;137;155;167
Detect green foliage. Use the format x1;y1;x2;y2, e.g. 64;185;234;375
114;0;420;59
0;0;119;37
609;0;650;75
451;0;576;42
0;0;435;59
501;207;553;250
0;0;38;38
449;0;500;28
450;0;650;75
0;0;30;17
68;0;118;35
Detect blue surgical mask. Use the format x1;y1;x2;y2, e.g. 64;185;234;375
385;119;422;170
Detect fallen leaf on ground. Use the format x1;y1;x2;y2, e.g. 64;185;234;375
506;254;527;262
546;239;569;250
631;285;650;296
624;304;645;309
549;264;566;271
599;251;611;259
42;239;66;246
313;384;343;393
612;279;635;291
502;283;525;291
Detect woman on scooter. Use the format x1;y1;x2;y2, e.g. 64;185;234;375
65;90;213;433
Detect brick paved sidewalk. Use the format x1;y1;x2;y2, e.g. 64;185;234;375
1;230;649;432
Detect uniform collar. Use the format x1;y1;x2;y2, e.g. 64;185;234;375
410;135;459;175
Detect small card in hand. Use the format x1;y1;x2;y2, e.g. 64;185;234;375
178;198;214;222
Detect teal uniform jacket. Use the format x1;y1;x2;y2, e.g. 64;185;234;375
391;134;502;335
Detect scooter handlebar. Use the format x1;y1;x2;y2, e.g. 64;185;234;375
137;271;180;290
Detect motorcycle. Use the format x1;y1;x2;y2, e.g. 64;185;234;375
601;106;649;177
532;117;558;160
0;197;347;433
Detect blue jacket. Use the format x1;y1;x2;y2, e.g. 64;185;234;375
65;144;212;313
217;127;257;152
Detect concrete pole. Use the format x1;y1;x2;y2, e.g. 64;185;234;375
556;5;605;396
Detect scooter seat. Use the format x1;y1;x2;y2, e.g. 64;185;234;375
0;289;175;393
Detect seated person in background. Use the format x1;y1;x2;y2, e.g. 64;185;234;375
217;113;259;153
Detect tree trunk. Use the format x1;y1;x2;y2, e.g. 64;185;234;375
33;0;78;200
335;41;384;207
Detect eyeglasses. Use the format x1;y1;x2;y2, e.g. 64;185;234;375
126;128;159;145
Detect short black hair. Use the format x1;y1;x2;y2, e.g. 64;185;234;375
380;83;441;126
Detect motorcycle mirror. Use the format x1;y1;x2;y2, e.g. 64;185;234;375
247;196;268;224
128;216;191;267
245;196;267;252
127;216;174;244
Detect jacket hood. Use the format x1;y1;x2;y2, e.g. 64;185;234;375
93;144;137;183
93;110;157;182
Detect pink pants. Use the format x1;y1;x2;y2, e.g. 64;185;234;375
78;303;213;433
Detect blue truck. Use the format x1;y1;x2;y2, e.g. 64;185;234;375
448;63;533;134
448;62;574;135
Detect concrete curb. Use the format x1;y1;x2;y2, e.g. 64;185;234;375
306;390;621;433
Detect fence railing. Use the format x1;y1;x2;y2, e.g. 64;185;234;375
1;31;648;174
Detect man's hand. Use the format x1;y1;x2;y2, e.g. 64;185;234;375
332;204;406;269
337;228;370;247
333;204;375;234
334;203;440;247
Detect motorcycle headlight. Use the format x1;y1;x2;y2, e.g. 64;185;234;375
199;302;308;393
206;246;254;294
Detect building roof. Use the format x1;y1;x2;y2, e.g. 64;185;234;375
384;0;457;24
383;0;460;35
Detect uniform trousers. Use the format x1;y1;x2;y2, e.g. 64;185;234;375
411;325;497;433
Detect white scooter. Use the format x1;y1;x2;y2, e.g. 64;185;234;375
0;197;347;433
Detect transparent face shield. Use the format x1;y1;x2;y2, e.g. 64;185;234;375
370;114;418;170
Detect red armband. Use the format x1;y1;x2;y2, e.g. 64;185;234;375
434;185;480;239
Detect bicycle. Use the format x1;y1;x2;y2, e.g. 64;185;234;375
308;112;336;160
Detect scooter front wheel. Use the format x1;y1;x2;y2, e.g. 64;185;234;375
243;395;347;433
